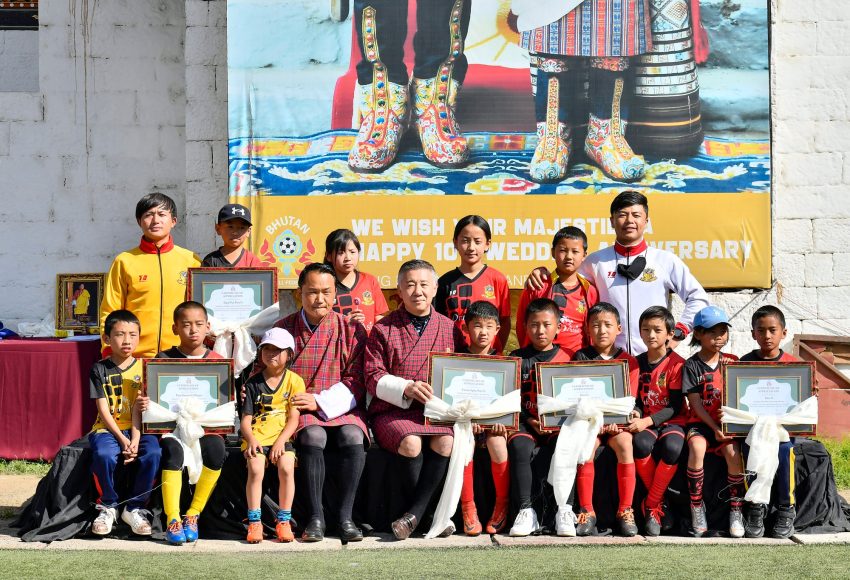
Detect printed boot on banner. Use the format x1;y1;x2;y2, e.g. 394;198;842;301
528;54;573;183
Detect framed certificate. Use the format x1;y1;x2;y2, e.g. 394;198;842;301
426;353;521;430
143;359;235;434
187;267;278;322
56;273;105;332
537;360;631;431
722;361;816;436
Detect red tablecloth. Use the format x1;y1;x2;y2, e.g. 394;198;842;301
0;339;102;460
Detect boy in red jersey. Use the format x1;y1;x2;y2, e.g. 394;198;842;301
572;302;640;536
507;298;574;537
202;204;263;268
626;306;686;537
517;227;598;354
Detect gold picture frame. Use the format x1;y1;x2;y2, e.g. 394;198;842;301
56;273;106;332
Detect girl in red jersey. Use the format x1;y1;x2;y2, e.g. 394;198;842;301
324;229;389;334
435;215;511;352
683;306;744;538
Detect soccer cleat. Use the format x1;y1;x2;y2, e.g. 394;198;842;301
772;505;796;539
461;501;482;536
616;508;639;537
690;502;708;537
644;504;664;537
182;515;198;543
166;518;187;545
485;500;509;534
276;520;295;543
555;506;577;537
91;505;117;536
509;507;541;537
743;502;766;539
575;509;597;537
729;508;745;538
391;513;418;540
246;521;263;544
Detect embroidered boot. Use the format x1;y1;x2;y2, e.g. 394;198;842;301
529;54;572;183
584;58;646;181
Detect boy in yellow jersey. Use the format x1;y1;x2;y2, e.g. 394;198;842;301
100;193;200;358
89;310;161;537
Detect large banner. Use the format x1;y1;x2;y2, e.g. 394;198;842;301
228;0;771;289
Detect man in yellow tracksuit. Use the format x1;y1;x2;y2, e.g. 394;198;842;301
99;193;201;358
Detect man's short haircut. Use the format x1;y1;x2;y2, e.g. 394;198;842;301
453;215;492;242
552;226;588;252
397;259;437;285
464;300;500;324
587;302;621;325
298;262;337;288
173;301;208;323
610;190;649;216
104;309;141;336
135;193;177;221
524;298;561;322
751;305;786;329
639;305;674;332
325;228;361;259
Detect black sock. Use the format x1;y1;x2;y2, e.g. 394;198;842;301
398;452;424;493
338;444;366;522
407;448;449;521
509;436;535;509
299;445;326;521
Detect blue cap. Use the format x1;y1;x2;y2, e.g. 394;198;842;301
693;306;731;329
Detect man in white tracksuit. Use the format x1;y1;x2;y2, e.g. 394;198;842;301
527;191;709;355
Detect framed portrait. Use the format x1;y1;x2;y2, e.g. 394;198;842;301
722;361;816;436
143;359;235;435
425;353;521;430
187;267;278;322
537;360;631;431
56;273;105;332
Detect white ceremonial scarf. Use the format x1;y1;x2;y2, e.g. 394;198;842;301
143;398;236;484
511;0;584;32
422;390;521;539
208;303;280;376
537;394;636;507
721;396;818;505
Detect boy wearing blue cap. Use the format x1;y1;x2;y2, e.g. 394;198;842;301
683;305;744;538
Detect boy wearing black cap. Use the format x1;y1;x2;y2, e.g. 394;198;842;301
202;203;263;268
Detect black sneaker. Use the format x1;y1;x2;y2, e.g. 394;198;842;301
743;502;766;539
575;509;597;537
772;505;796;539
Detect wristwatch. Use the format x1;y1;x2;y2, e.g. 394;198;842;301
672;327;686;342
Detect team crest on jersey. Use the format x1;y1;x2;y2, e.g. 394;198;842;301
577;300;586;314
361;290;374;306
639;268;657;282
482;285;495;299
177;271;188;286
258;216;316;279
657;371;667;390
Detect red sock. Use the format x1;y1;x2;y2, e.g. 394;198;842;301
646;461;678;509
461;461;475;505
490;460;510;503
635;456;656;490
576;462;595;512
617;462;636;512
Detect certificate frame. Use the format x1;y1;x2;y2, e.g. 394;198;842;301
722;361;816;436
56;273;106;332
143;358;235;435
537;360;631;431
425;353;520;430
186;267;278;322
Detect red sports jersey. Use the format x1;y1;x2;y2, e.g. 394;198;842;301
573;346;639;397
511;345;572;420
636;350;686;426
201;248;264;268
739;349;798;362
516;275;598;353
683;352;738;423
333;271;389;334
435;265;511;349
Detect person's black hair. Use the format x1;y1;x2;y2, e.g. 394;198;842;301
104;309;141;336
298;262;337;288
324;229;361;263
464;300;500;324
453;215;492;242
173;300;208;323
587;302;621;325
610;190;649;216
639;305;675;333
751;305;786;329
552;226;588;252
397;259;437;284
135;193;177;221
524;298;560;322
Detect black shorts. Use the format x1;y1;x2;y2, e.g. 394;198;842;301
261;442;296;457
686;423;732;449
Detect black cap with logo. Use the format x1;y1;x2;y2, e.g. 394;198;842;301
217;204;252;225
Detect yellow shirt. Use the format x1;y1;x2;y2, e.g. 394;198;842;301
90;358;143;433
241;370;306;448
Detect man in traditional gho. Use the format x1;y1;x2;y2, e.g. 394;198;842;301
347;0;471;172
364;259;465;539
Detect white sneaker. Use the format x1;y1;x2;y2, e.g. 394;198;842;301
729;508;745;538
509;507;540;537
556;505;577;537
121;508;152;536
91;505;117;536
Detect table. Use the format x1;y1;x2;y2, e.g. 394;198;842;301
0;338;102;460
